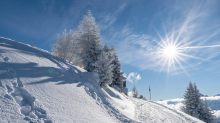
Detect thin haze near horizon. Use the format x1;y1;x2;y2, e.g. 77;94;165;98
0;0;220;101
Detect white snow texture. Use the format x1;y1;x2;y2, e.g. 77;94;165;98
0;37;204;123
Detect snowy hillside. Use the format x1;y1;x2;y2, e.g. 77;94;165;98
157;96;220;122
0;37;204;123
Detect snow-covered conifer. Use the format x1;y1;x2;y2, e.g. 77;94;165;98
193;82;205;120
183;81;196;116
183;82;215;122
111;45;126;90
77;10;102;71
139;95;143;99
103;44;112;56
92;50;114;88
132;85;138;98
203;98;216;123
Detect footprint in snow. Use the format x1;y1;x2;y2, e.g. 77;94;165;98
4;69;53;123
6;84;13;93
0;80;3;87
4;94;14;100
7;68;16;78
3;57;9;62
17;77;24;87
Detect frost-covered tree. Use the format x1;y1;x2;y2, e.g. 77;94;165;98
132;85;138;98
52;29;72;61
66;30;81;63
77;10;102;72
203;98;216;123
111;45;126;90
139;95;143;99
193;82;206;120
103;44;112;57
183;82;215;122
92;50;114;88
183;81;196;116
51;29;81;65
102;44;126;90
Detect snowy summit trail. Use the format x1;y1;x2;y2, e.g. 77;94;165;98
131;97;203;123
0;37;204;123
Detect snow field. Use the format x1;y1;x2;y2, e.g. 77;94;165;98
0;37;134;123
0;37;205;123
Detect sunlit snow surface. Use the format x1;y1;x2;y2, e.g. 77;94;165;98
0;37;203;123
157;96;220;122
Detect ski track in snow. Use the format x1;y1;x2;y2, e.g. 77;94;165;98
132;98;201;123
2;67;53;122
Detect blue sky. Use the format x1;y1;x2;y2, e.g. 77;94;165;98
1;0;220;101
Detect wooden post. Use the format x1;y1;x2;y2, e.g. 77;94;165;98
149;86;151;100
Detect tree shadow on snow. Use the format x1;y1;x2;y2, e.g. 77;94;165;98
0;38;82;74
0;38;84;85
0;62;86;85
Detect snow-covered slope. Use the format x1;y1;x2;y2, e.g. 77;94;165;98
157;97;220;122
0;37;203;123
131;97;204;122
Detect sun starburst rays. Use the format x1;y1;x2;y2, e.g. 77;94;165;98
156;38;187;75
163;46;177;58
148;16;220;76
156;35;220;76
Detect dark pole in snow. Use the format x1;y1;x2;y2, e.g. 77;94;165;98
149;86;151;100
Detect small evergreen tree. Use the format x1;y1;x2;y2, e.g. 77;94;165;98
183;81;196;116
203;98;216;123
132;85;138;98
111;45;126;90
183;82;216;122
139;95;143;99
193;82;206;120
92;50;114;88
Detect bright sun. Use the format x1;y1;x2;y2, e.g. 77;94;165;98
163;46;177;58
